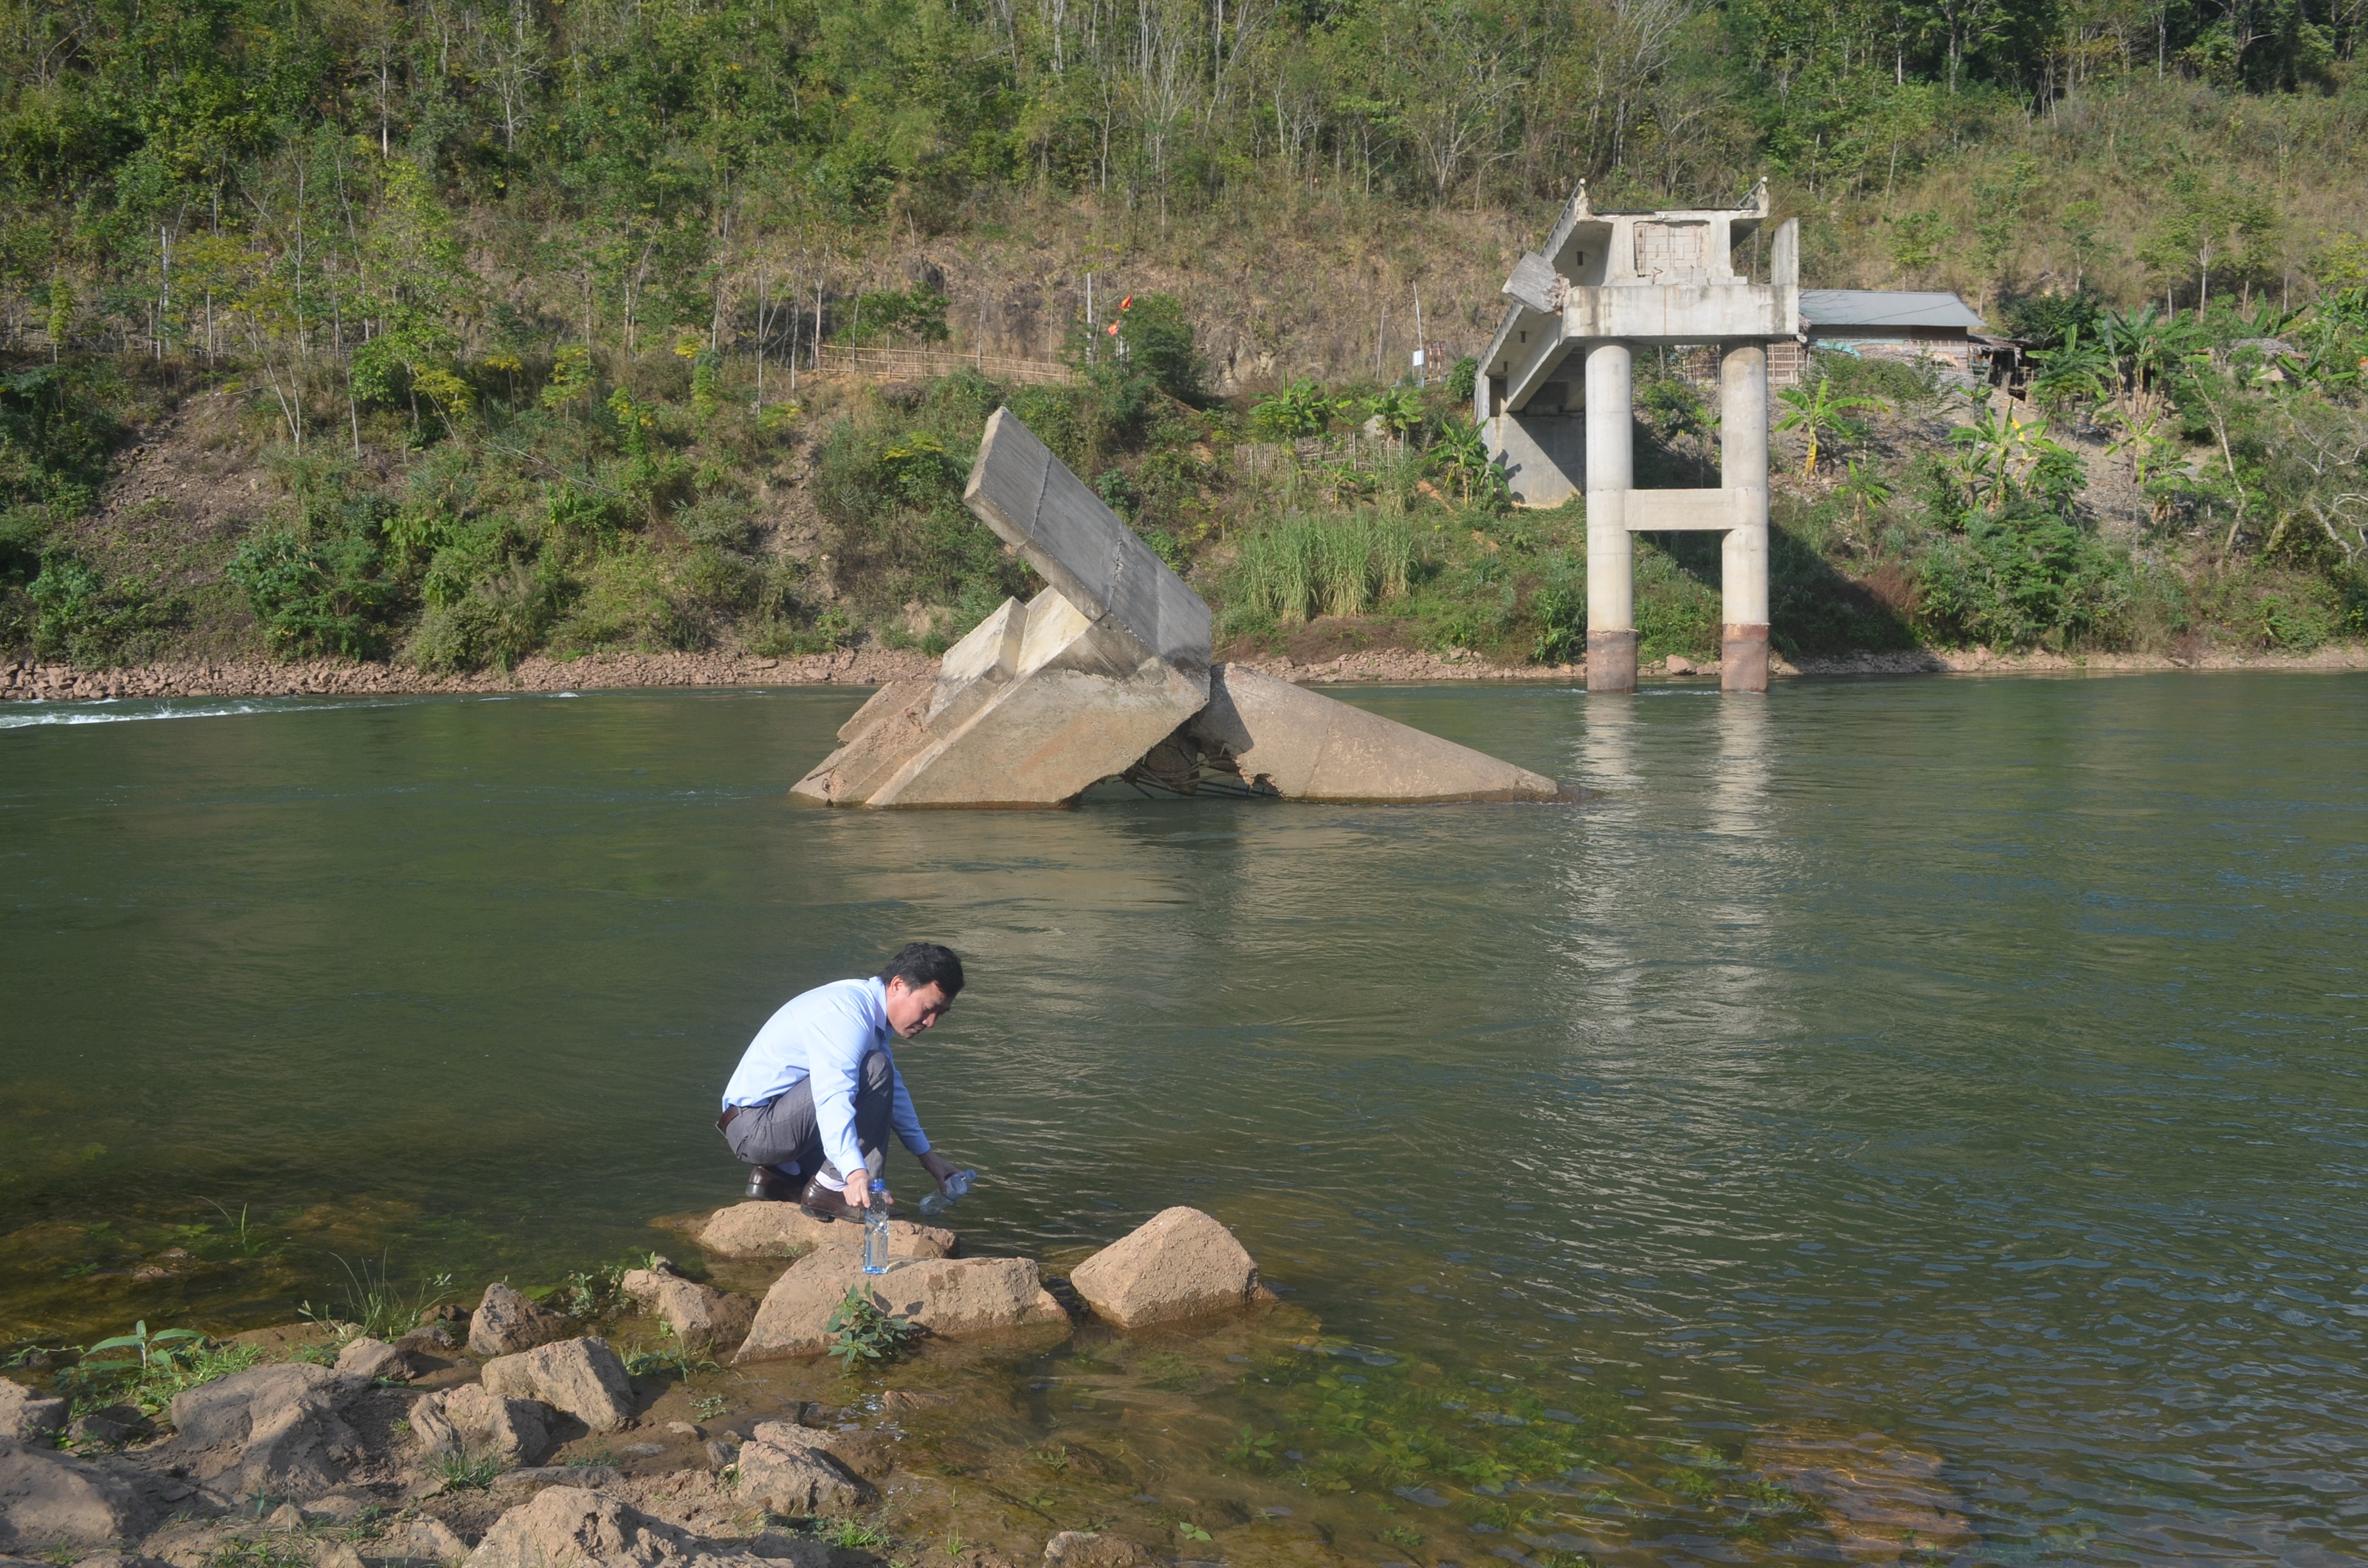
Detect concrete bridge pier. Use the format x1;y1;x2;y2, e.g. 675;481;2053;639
1584;340;1637;694
1719;343;1771;694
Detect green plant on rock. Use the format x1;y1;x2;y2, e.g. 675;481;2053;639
825;1287;919;1370
826;1517;896;1550
67;1323;263;1416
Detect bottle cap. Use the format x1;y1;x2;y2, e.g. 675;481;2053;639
869;1177;886;1193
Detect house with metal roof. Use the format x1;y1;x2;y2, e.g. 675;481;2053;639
1770;289;2002;385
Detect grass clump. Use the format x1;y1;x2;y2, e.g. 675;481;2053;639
433;1449;503;1491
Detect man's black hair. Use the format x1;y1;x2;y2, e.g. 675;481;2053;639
878;941;964;998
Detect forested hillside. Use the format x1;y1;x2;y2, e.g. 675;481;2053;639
3;0;2364;674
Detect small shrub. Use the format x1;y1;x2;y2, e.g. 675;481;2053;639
825;1287;919;1370
402;562;564;671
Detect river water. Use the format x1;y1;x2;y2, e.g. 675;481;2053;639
3;674;2364;1565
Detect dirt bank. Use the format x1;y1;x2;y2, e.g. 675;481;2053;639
5;639;2364;706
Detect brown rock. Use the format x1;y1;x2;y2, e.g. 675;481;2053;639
0;1379;68;1442
333;1338;413;1382
618;1265;756;1353
1042;1534;1146;1568
480;1338;635;1432
385;1515;472;1563
1067;1207;1265;1329
734;1246;1067;1362
693;1204;956;1261
468;1284;571;1359
65;1407;151;1447
0;1442;155;1553
732;1423;871;1516
409;1384;555;1467
162;1364;371;1499
463;1487;690;1568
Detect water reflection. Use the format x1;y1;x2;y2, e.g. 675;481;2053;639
5;677;2368;1564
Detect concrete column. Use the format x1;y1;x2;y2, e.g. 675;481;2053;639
1719;343;1771;694
1584;340;1636;694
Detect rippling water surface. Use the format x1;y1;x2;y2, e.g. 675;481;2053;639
4;674;2365;1564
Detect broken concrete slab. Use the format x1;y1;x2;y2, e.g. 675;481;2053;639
734;1248;1068;1362
963;409;1212;671
1187;666;1563;803
1068;1207;1269;1329
693;1204;957;1261
479;1339;634;1433
793;407;1567;809
792;587;1206;808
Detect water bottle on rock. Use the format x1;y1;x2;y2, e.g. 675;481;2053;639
918;1168;976;1217
862;1179;891;1274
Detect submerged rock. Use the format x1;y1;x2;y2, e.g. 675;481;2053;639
469;1284;572;1359
1042;1533;1147;1568
410;1384;555;1467
734;1247;1067;1362
0;1380;67;1443
0;1442;154;1554
618;1263;756;1353
1068;1207;1268;1329
731;1423;871;1516
161;1364;370;1500
693;1203;956;1261
480;1339;634;1433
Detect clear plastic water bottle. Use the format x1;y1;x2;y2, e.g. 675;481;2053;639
861;1179;891;1274
917;1169;976;1218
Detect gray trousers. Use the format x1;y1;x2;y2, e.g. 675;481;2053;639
719;1049;892;1188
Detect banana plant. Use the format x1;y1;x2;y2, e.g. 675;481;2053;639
1427;418;1496;502
2028;324;2112;412
1838;457;1894;523
1773;376;1884;476
1363;386;1424;440
1251;379;1340;440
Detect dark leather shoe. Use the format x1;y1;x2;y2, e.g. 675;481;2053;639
797;1177;860;1222
746;1166;798;1201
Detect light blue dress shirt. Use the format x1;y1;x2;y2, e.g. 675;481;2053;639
722;977;930;1184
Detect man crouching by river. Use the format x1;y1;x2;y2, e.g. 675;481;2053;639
716;942;967;1221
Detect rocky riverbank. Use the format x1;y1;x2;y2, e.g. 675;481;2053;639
6;639;2364;706
2;1202;1979;1567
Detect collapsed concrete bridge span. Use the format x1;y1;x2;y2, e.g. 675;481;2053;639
792;409;1566;809
1477;179;1799;695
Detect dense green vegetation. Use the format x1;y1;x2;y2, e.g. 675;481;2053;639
1;0;2364;669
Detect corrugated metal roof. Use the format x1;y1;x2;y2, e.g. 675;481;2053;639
1800;290;1986;330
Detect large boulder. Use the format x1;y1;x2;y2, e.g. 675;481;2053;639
480;1339;634;1432
1068;1207;1265;1328
409;1385;554;1467
694;1205;956;1262
731;1423;871;1517
161;1364;370;1500
0;1441;154;1553
0;1380;66;1443
618;1264;756;1353
735;1247;1067;1362
469;1284;571;1359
